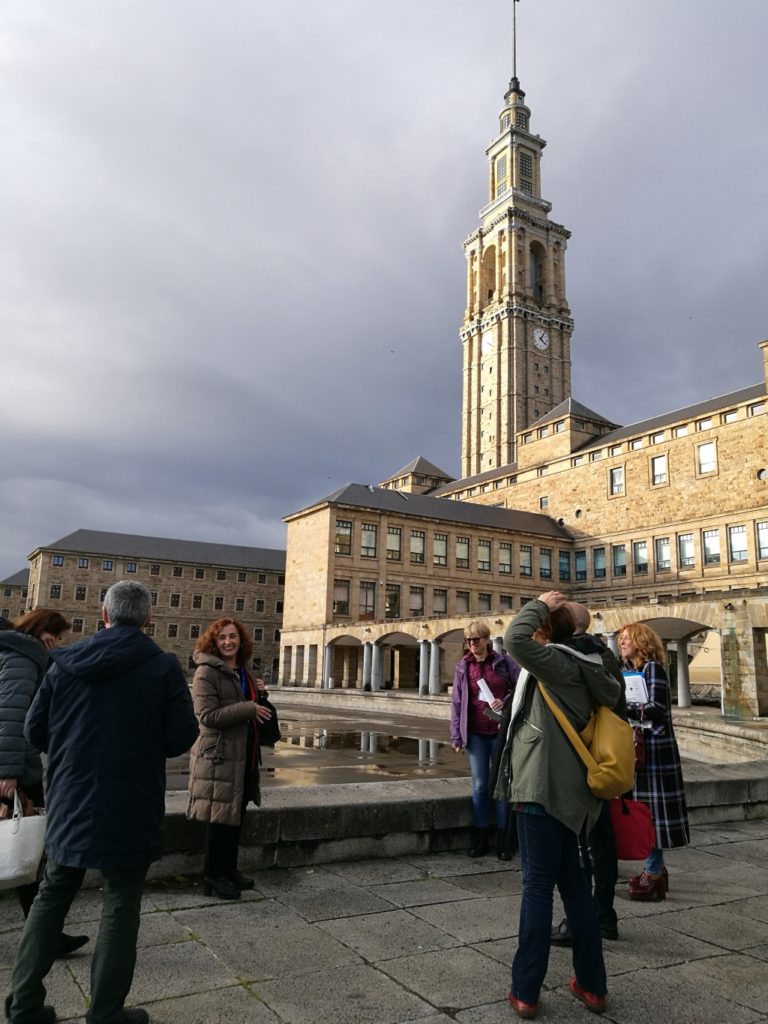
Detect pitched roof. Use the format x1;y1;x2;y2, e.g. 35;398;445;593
29;529;285;571
386;455;454;480
288;483;570;539
0;568;29;587
531;397;619;429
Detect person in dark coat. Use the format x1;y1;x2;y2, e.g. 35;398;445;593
6;581;199;1024
619;621;689;902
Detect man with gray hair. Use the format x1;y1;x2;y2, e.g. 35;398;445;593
6;581;198;1024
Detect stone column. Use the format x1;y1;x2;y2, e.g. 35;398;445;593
371;642;383;692
362;642;372;691
492;636;504;654
322;643;333;689
341;647;351;688
428;640;441;695
676;640;692;709
418;640;430;696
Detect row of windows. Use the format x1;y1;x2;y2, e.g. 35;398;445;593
48;555;284;586
2;587;27;599
61;619;280;647
46;584;284;614
332;579;535;620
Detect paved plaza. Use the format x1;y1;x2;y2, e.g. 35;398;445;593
1;816;767;1023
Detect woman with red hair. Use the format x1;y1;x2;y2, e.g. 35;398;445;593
619;622;689;901
186;618;272;899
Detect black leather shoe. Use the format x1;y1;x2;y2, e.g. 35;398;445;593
203;875;241;900
4;993;56;1023
467;828;490;858
119;1010;149;1024
551;918;572;947
227;869;255;891
600;924;619;941
57;932;89;957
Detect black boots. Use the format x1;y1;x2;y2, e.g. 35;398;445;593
467;828;490;857
496;827;514;861
203;875;241;900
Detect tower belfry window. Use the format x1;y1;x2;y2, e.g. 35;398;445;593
495;154;509;198
501;112;511;131
515;109;528;130
519;152;533;194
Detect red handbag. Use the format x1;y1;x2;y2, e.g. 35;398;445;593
633;727;646;769
609;797;655;860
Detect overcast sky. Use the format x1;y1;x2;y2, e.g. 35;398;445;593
2;0;767;580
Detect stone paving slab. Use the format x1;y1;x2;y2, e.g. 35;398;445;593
377;945;509;1013
409;895;520;944
317;908;460;961
369;877;481;909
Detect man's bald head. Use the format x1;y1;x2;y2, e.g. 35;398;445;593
567;601;591;634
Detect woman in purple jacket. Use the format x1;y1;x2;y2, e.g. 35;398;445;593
451;621;519;859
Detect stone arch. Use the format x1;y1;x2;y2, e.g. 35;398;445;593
481;245;497;305
529;240;547;303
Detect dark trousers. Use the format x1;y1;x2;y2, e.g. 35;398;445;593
579;800;618;930
204;821;243;878
513;810;607;1005
9;857;147;1024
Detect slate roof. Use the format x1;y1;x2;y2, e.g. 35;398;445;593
386;455;455;481
289;483;570;539
30;529;285;571
530;397;619;430
0;568;29;587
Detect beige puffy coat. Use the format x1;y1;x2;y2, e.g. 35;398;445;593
186;650;260;827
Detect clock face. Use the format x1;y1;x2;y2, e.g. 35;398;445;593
481;331;494;354
533;327;550;351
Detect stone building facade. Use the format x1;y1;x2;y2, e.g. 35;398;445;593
0;569;29;621
279;67;768;720
26;530;285;679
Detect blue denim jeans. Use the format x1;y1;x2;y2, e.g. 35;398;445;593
465;731;507;830
513;810;607;1005
645;847;664;874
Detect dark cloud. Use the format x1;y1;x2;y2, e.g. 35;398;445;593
2;0;767;577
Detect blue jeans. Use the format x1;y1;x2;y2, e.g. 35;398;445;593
465;731;507;830
645;847;664;873
513;810;607;1005
9;857;148;1024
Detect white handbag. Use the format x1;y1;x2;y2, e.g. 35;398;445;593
0;791;46;890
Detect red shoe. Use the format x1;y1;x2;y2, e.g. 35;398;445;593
569;977;607;1014
628;871;666;902
629;865;668;893
508;992;539;1019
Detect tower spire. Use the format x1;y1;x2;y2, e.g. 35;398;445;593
512;0;519;81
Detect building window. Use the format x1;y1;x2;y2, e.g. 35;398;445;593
523;432;533;444
559;551;571;581
190;625;200;639
96;619;105;631
99;587;108;602
410;530;425;564
651;431;665;444
478;592;492;612
78;557;89;569
235;598;245;612
149;564;160;576
356;581;375;619
385;583;400;619
433;533;448;567
630;439;643;450
651;454;668;485
257;573;267;584
273;629;281;643
591;450;603;462
335;519;352;555
697;441;717;474
572;456;584;466
360;523;377;558
145;623;155;637
703;529;721;566
168;624;178;638
170;593;180;608
126;562;137;573
195;567;205;580
499;542;512;575
237;571;247;582
756;521;768;559
277;574;285;586
539;548;552;579
500;594;514;611
75;585;87;601
728;525;748;563
520;545;532;577
673;425;688;437
633;541;649;574
539;496;548;510
749;401;766;416
575;550;587;581
409;586;424;616
216;570;226;581
173;566;183;577
332;579;350;615
593;547;606;579
697;417;713;431
150;591;157;606
253;627;264;641
612;545;627;577
655;537;671;571
192;594;203;609
386;527;402;561
609;445;622;457
609;467;624;495
537;467;546;479
275;600;284;614
52;555;64;566
516;109;528;129
255;599;265;613
495;152;509;197
477;539;491;572
722;410;738;424
456;590;470;614
49;584;61;599
72;618;83;633
100;560;112;571
433;588;447;615
214;596;224;610
456;536;470;569
678;533;695;568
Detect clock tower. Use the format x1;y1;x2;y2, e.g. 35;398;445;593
460;73;573;478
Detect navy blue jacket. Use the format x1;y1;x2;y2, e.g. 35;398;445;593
25;626;198;870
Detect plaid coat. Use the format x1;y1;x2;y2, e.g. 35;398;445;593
628;660;690;849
